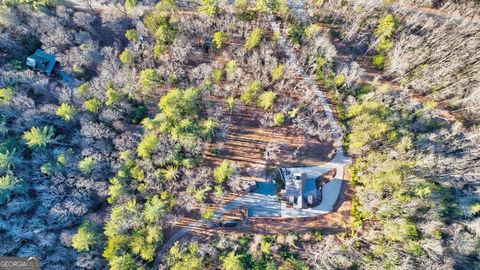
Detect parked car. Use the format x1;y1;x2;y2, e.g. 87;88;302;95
207;221;219;228
219;220;239;227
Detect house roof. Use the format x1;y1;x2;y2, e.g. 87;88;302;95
26;49;56;74
285;173;317;198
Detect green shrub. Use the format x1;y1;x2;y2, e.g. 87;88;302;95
244;28;263;50
255;0;268;13
304;23;321;38
273;112;285;126
288;107;299;118
131;105;147;124
0;172;21;205
137;133;159;158
143;195;169;222
226;96;236;111
201;207;215;219
202;118;217;138
155;24;176;44
287;23;304;44
77;82;89;96
257;91;277;110
334;74;346;86
383;218;418;242
405;241;426;257
84;98;102;113
119;49;134;65
375;38;393;52
469;202;480;215
226;60;237;76
212;69;224;84
198;0;218;16
139;69;161;90
234;0;248;14
372;54;385;69
154;43;167;58
125;29;139;41
109;253;136;270
212;31;228;49
432;230;443;240
0;87;13;104
105;86;121;106
130;165;145;181
271;64;284;81
159;166;179;181
125;0;137;11
240;80;262;104
374;14;398;38
223;251;244;270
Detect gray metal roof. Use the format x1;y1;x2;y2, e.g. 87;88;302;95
26;49;56;74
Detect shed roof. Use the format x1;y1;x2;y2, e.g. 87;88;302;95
26;49;56;74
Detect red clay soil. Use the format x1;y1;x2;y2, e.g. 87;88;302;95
203;104;335;172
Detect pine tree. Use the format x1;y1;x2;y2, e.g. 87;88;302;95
0;86;13;104
137;133;159;158
198;0;218;17
119;49;134;66
0;172;21;205
72;221;98;252
84;98;102;113
223;251;244;270
22;126;55;148
257;91;277;110
125;29;139;41
55;103;77;121
159;166;179;182
78;156;95;175
143;195;168;223
240;80;262;105
213;160;235;184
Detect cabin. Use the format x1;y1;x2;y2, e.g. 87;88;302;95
26;49;57;75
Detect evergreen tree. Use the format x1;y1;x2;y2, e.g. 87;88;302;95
257;91;277;110
213;160;235;184
223;251;244;270
137;133;159;158
55;103;77;121
22;126;55;148
143;195;169;223
72;221;98;252
78;156;95;175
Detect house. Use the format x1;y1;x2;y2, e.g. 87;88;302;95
281;172;319;209
26;49;57;75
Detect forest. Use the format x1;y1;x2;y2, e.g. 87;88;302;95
0;0;478;269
